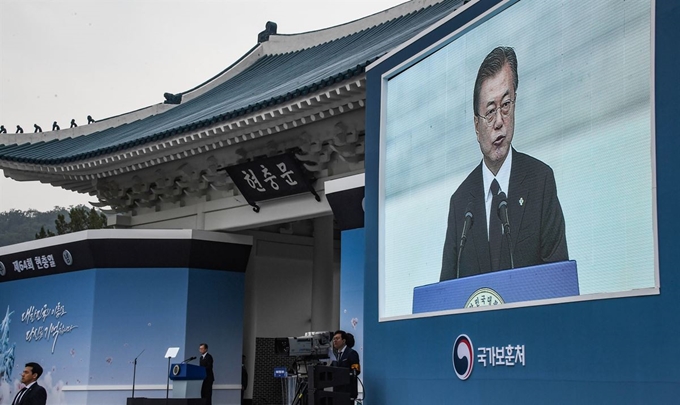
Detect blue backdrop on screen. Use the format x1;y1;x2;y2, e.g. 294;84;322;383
364;0;679;403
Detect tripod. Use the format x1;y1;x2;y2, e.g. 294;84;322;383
291;376;308;405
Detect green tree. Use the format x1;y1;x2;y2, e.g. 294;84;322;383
43;206;108;237
54;213;69;235
0;207;67;246
35;226;56;239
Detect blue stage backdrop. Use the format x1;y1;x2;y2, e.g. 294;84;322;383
364;0;679;403
0;231;250;405
0;268;244;405
340;229;365;373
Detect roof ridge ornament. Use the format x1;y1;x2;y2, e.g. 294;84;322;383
164;92;182;105
257;21;278;43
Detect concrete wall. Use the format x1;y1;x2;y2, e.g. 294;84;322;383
241;230;340;401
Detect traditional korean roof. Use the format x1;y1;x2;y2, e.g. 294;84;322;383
0;0;465;169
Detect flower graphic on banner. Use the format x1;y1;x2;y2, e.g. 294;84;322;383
0;306;68;404
0;307;16;384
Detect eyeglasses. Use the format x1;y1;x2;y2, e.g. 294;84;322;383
477;99;515;127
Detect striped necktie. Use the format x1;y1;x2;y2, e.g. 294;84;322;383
489;179;503;270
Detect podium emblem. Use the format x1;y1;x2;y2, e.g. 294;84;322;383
465;287;505;308
172;364;181;376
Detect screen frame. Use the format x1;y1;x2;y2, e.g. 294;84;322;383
375;0;659;322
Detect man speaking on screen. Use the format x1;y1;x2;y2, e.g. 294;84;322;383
440;46;568;281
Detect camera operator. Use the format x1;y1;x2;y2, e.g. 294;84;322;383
330;330;360;399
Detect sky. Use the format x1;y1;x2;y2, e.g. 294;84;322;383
0;0;407;212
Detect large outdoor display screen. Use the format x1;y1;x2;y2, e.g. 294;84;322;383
379;0;656;320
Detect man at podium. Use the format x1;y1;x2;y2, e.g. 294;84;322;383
440;46;568;281
199;343;214;405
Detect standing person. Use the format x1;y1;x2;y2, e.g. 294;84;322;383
331;330;360;399
241;355;248;404
199;343;214;405
440;46;568;281
12;362;47;405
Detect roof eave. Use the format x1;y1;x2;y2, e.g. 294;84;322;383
0;75;368;193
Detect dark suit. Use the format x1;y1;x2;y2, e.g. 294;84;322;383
331;347;360;399
440;149;568;280
200;353;214;404
13;383;47;405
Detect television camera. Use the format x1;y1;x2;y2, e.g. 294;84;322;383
274;331;360;405
274;331;333;359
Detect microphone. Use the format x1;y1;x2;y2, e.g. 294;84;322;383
351;363;361;374
497;192;514;269
456;201;474;279
131;348;145;399
497;193;510;234
181;356;197;364
134;348;145;362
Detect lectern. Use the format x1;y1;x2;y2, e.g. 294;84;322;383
307;365;354;405
170;363;206;399
413;260;579;313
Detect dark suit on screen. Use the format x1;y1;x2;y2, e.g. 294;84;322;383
440;149;568;281
13;383;47;405
200;352;214;404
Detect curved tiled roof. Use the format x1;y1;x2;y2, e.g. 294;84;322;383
0;0;462;165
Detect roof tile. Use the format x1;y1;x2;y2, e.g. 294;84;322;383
0;0;462;165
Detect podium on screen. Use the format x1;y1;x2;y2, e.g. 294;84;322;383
413;260;579;313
